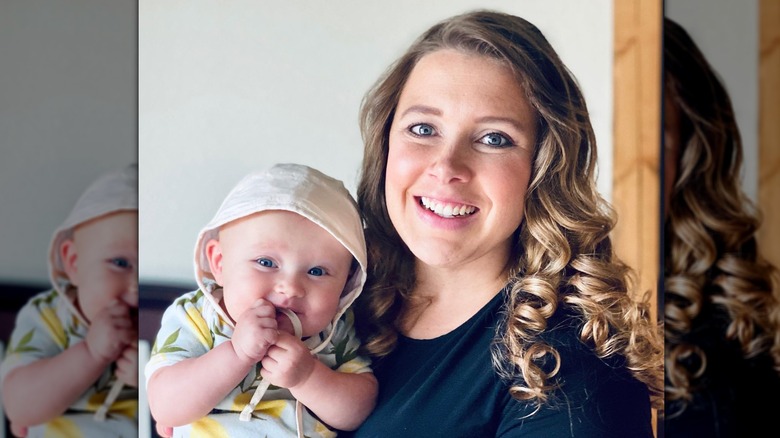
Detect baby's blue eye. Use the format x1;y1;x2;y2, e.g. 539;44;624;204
410;124;435;136
256;258;276;268
308;267;325;276
110;258;130;269
480;133;512;147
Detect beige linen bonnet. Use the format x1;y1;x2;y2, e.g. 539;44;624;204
192;163;367;339
47;163;138;324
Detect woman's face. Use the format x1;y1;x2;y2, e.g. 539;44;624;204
385;49;536;271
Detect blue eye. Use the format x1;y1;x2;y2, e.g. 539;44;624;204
479;132;512;147
410;124;435;136
110;258;130;269
256;258;276;268
308;267;325;277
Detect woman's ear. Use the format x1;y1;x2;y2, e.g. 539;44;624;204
205;239;224;285
60;238;79;287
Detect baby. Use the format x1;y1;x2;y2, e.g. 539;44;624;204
1;164;139;438
145;163;377;438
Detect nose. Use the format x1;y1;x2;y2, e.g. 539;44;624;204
122;281;139;308
428;137;472;184
272;274;305;304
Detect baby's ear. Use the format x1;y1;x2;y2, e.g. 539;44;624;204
205;239;224;285
60;238;79;287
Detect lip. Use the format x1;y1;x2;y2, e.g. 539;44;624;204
414;195;479;228
275;308;303;336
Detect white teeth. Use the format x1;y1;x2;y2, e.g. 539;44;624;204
420;196;476;218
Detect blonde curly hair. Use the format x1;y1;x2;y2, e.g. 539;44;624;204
354;9;664;413
663;17;780;416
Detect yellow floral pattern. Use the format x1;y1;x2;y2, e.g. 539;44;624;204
0;289;138;438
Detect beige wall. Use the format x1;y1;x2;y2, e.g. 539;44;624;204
138;0;616;286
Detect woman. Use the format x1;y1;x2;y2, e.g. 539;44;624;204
347;10;663;437
663;17;780;437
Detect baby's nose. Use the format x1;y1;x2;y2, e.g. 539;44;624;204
274;275;305;300
122;283;139;307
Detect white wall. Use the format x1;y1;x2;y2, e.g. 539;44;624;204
665;0;759;200
0;1;137;285
139;0;614;286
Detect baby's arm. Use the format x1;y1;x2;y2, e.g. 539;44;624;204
2;300;134;427
147;299;278;426
260;332;378;431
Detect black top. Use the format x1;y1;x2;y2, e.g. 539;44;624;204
344;291;652;437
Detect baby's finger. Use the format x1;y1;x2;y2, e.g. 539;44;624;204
259;355;279;376
10;422;28;437
109;315;133;330
251;300;276;315
120;346;138;362
105;300;130;317
249;308;277;322
116;370;139;387
251;298;270;309
156;423;173;437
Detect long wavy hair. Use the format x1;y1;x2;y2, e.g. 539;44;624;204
663;18;780;415
354;10;663;412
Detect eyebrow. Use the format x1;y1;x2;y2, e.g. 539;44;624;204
476;116;528;133
399;105;528;133
399;105;442;117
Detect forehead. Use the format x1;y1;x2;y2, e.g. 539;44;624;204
72;211;138;239
398;49;534;123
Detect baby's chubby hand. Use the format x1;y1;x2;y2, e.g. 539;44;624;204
85;300;136;365
260;331;315;389
231;299;279;365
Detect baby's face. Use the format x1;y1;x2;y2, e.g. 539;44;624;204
66;211;138;323
210;210;353;337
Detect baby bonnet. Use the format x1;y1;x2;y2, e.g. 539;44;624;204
193;163;367;331
48;164;138;313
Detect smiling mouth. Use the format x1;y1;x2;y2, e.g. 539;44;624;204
419;196;477;218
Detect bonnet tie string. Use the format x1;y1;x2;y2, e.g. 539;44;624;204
239;308;303;422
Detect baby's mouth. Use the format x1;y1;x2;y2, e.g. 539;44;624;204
276;308;302;338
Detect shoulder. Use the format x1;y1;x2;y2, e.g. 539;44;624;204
21;289;61;311
13;289;72;330
161;289;221;321
170;289;209;308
